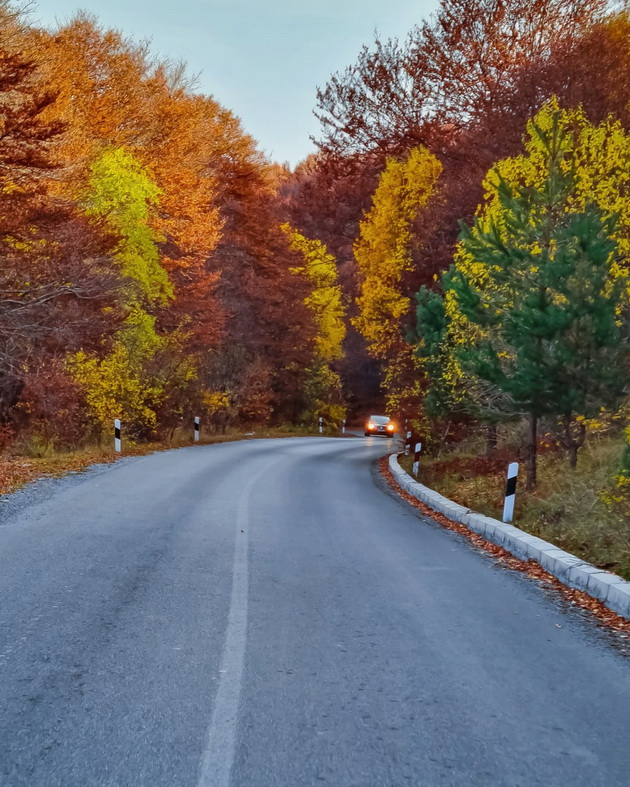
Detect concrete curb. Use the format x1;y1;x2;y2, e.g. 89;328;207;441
389;453;630;621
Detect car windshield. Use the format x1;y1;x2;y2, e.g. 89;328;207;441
370;415;389;425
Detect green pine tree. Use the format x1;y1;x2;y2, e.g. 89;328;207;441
448;154;629;487
414;284;457;421
415;282;503;455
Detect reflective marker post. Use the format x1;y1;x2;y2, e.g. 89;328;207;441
413;442;422;476
114;419;122;453
194;416;200;442
319;417;323;434
342;419;346;435
502;462;519;523
405;431;412;456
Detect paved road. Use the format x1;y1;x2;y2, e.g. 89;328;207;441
1;437;630;786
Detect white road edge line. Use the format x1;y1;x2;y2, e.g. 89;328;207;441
197;464;268;787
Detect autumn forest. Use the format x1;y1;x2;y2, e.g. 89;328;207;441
3;0;630;526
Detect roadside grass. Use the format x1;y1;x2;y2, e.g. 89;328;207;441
399;434;630;580
0;426;324;497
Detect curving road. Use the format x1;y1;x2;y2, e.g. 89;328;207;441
1;436;630;786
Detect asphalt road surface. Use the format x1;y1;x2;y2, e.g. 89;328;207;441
1;436;630;787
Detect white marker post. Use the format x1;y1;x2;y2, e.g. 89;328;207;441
194;416;200;442
413;442;422;476
342;419;346;435
319;417;323;434
405;431;412;456
502;462;519;523
114;419;121;453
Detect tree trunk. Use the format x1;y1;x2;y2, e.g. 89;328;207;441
486;423;498;457
564;417;586;470
526;412;537;491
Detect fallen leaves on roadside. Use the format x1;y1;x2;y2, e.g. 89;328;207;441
0;430;317;498
0;446;155;497
379;456;630;637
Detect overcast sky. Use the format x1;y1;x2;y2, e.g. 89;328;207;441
32;0;440;165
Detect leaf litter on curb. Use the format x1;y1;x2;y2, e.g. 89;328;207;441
379;456;630;639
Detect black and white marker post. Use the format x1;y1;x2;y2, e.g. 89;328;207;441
319;417;323;434
413;442;422;476
502;462;519;523
405;431;412;456
342;419;346;435
194;416;200;443
114;419;121;453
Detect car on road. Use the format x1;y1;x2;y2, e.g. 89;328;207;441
364;414;396;437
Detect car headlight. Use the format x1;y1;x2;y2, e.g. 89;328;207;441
387;424;395;431
367;423;375;430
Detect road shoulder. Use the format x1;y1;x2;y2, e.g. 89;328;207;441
383;452;630;633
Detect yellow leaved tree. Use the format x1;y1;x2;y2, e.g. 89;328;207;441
353;145;442;421
70;147;173;438
282;225;347;426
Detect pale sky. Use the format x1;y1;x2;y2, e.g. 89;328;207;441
32;0;440;165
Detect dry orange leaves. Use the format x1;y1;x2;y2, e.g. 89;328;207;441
0;447;159;497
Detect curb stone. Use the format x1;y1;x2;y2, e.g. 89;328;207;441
388;453;630;621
